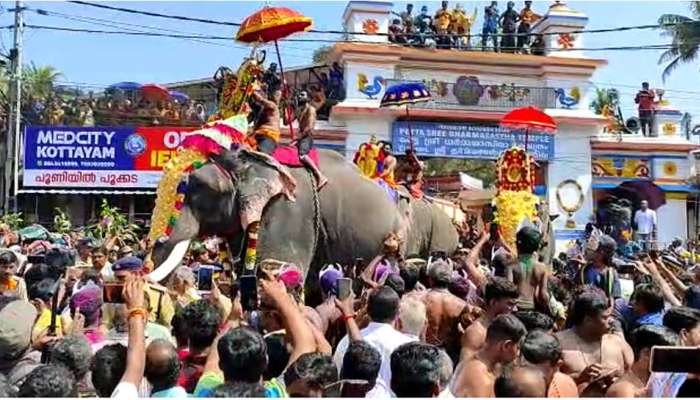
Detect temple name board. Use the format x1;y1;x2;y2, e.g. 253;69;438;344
391;121;555;161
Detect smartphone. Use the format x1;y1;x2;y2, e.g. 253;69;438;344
489;223;499;239
103;283;125;304
240;275;258;312
338;277;352;300
650;346;700;373
198;267;214;292
617;263;637;275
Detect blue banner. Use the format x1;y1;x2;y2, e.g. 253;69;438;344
24;126;139;171
391;122;555;161
23;125;198;189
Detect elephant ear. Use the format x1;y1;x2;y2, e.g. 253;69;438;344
238;149;297;199
191;161;236;194
234;148;298;230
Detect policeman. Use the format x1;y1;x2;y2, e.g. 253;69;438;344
101;256;174;330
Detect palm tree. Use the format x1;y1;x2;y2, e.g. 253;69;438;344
22;62;62;99
589;88;620;115
658;1;700;81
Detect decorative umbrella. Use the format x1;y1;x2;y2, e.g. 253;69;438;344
500;106;557;150
236;6;313;138
106;81;142;92
140;84;171;101
380;82;432;151
169;90;190;104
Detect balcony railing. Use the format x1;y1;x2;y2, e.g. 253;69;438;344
386;79;558;111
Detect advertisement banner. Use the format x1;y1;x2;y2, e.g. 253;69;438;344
391;121;555;161
23;126;198;189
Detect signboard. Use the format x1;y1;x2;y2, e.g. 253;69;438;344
391;121;555;161
23;126;198;189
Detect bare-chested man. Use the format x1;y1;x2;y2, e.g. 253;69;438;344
556;290;633;396
250;87;282;155
507;226;549;311
422;260;477;362
450;314;527;397
294;91;328;188
606;325;678;398
461;276;518;360
314;264;345;347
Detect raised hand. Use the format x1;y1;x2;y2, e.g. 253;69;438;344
123;276;145;311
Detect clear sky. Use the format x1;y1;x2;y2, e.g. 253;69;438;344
2;0;700;119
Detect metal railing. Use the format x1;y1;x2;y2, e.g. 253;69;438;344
386;79;558;110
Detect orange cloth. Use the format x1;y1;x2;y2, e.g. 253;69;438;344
548;372;579;398
254;127;281;143
0;277;17;291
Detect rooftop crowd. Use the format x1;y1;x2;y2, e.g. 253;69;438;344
0;209;700;398
21;93;209;128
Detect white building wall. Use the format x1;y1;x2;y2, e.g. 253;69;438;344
547;123;597;231
656;199;688;246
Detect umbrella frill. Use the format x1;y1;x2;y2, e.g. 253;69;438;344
380;82;432;108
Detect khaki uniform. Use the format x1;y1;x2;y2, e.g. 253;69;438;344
101;283;175;330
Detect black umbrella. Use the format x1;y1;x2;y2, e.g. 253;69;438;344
609;180;666;210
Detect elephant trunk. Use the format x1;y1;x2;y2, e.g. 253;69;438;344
148;205;200;282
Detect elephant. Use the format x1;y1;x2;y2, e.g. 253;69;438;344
150;148;459;304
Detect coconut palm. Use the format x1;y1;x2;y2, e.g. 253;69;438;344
658;1;700;81
589;88;620;115
23;62;62;99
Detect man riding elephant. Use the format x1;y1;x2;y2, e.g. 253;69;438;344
249;87;282;155
294;91;328;188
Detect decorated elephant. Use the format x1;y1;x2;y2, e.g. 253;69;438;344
150;148;459;304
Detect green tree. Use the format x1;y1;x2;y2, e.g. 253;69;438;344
658;2;700;81
589;88;620;115
312;45;333;64
23;62;62;99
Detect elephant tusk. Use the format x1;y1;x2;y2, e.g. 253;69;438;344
147;239;191;282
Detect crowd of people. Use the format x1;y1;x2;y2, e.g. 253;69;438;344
23;93;209;128
0;206;700;398
388;1;546;55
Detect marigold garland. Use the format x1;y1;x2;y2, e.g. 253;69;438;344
148;148;208;242
493;190;539;246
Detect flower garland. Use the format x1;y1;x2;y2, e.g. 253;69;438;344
555;179;584;229
148;148;208;242
148;114;249;242
493;190;539;246
555;179;584;214
493;146;539;247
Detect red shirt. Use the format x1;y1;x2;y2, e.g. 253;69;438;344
636;89;655;111
177;351;208;393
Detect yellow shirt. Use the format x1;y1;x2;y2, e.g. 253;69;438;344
32;308;63;342
101;284;175;330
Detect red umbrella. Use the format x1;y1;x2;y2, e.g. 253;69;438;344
140;84;171;101
500;106;557;149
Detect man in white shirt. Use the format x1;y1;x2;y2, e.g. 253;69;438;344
333;287;416;397
634;200;657;251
